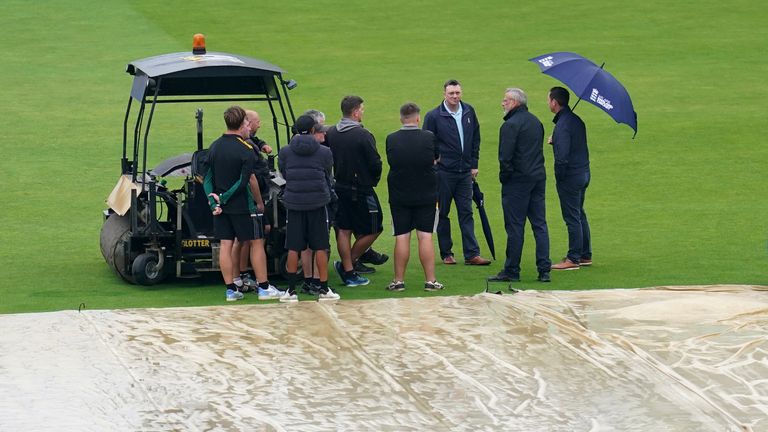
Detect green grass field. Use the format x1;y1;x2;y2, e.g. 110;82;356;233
1;0;766;314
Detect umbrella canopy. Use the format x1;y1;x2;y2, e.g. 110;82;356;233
472;180;496;260
529;52;637;136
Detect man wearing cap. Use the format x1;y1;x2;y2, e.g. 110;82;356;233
277;115;339;302
423;79;491;266
325;95;382;287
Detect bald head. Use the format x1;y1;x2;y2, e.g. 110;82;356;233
245;110;261;135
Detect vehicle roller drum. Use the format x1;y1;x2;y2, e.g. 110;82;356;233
100;213;135;283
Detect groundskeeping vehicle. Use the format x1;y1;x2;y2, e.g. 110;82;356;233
100;35;297;285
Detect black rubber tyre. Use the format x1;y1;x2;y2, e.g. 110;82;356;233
100;213;135;283
132;252;165;286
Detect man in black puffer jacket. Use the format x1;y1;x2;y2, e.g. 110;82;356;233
277;115;339;302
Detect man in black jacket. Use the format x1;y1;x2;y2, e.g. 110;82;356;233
325;95;382;286
489;88;551;283
548;86;592;270
385;102;443;292
423;79;491;266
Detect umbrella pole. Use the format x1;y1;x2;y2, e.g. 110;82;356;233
571;62;605;112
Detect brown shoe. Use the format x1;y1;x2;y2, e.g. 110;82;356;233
551;258;580;270
442;256;457;265
579;258;592;266
464;256;491;266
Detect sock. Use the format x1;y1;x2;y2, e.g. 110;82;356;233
233;277;243;288
304;277;313;286
226;283;237;292
312;278;320;286
319;280;328;294
287;274;298;294
258;281;270;290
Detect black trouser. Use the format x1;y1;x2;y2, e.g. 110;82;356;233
555;171;592;263
437;170;480;260
501;179;551;275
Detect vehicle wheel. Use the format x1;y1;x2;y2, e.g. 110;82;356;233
100;212;135;283
132;252;166;285
278;252;303;280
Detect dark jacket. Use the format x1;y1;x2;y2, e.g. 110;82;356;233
278;134;333;211
386;126;438;206
498;105;546;183
423;101;481;173
247;134;271;195
551;106;589;178
325;118;382;193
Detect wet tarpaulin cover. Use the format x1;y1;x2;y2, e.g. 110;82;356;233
1;285;766;431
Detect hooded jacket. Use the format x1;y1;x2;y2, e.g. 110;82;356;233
278;134;333;211
325;118;381;193
498;105;546;183
423;101;481;173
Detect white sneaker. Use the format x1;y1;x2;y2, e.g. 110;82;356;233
226;289;244;301
258;285;282;300
279;290;298;303
424;280;444;292
318;288;340;302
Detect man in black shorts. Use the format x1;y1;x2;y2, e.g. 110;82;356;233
385;103;444;292
325;96;383;287
278;115;339;302
203;106;267;301
231;109;281;299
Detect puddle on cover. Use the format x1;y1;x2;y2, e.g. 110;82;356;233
1;285;766;431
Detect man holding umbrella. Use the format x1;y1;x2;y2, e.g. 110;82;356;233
488;88;551;283
548;86;592;270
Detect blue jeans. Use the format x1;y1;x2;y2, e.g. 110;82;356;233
437;170;480;260
555;171;591;263
501;179;551;275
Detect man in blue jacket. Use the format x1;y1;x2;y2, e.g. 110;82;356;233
423;79;491;266
489;88;551;283
548;86;592;270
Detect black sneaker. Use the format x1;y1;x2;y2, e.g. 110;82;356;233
353;260;376;274
301;281;321;295
360;248;389;265
537;272;551;282
487;272;520;282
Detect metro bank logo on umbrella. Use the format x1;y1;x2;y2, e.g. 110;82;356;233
538;56;555;67
590;88;613;110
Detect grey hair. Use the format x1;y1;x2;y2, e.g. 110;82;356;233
504;88;527;105
303;109;326;124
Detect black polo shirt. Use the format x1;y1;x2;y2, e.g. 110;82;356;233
385;126;438;206
207;133;257;214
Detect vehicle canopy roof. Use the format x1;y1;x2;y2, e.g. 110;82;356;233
126;51;285;100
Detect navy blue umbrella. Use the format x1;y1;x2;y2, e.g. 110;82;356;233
472;180;496;260
530;52;637;137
